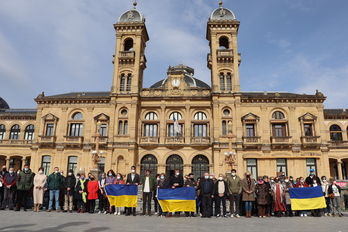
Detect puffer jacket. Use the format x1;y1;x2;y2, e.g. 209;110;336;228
17;169;34;191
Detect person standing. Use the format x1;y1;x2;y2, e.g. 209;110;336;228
63;169;76;213
226;169;242;218
214;174;228;218
167;168;184;218
156;173;169;217
272;177;286;217
75;173;88;213
255;177;268;218
328;179;344;217
242;172;255;218
295;177;308;217
321;176;331;216
105;169;116;214
46;167;63;212
113;173;125;215
98;173;107;214
197;172;214;218
1;167;17;210
141;169;154;216
282;176;294;217
33;167;47;212
87;175;99;214
184;173;197;217
126;166;140;216
305;169;321;187
0;165;8;205
15;164;34;211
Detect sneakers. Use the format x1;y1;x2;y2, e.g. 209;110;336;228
339;213;343;217
216;214;220;218
235;214;240;218
230;214;234;218
223;215;228;218
304;214;307;217
300;214;303;217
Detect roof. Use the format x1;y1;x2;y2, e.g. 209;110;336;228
324;109;348;119
118;9;144;23
0;97;10;109
0;108;37;118
47;91;111;98
210;2;236;20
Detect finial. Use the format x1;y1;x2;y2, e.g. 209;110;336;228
219;1;223;7
133;0;138;9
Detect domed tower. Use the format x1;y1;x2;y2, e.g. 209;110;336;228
207;1;241;93
111;2;149;94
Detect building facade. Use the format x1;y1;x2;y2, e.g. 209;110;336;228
1;3;348;179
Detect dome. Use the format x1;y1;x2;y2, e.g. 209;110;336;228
118;9;144;23
0;97;10;109
210;2;236;20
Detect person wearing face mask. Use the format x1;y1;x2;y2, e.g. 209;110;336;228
113;173;125;215
1;167;17;210
98;173;107;214
126;166;140;216
282;176;294;217
271;177;286;218
242;172;255;218
32;167;47;212
87;175;99;214
62;169;76;213
321;176;331;216
184;173;196;217
295;177;308;217
213;174;228;218
305;169;321;187
255;177;268;218
153;174;161;216
156;173;169;217
328;179;344;217
227;169;242;218
15;164;34;211
262;176;272;217
105;169;116;214
46;167;63;212
140;169;155;216
197;172;214;218
75;173;88;213
0;165;8;207
166;169;184;218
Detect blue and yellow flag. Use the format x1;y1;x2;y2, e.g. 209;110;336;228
104;184;138;208
157;187;196;212
289;186;326;210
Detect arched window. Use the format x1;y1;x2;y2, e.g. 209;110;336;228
120;74;126;92
168;112;183;137
144;112;158;137
192;155;209;179
10;125;20;140
330;124;342;141
272;111;285;119
124;38;134;51
72;112;83;120
140;155;158;177
194;112;207;120
193;112;208;138
226;73;232;91
219;37;229;49
166;155;183;177
220;73;225;91
69;112;83;136
24;124;35;140
0;124;6;140
126;74;132;91
145;112;158;120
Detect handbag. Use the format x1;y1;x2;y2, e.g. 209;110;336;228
328;193;335;199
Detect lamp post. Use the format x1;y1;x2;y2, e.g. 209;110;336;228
90;121;104;178
224;121;237;169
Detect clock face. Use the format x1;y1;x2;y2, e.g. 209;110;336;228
172;79;180;87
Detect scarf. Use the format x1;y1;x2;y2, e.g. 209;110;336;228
80;179;87;203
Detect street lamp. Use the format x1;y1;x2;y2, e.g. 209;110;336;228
225;120;237;169
91;121;104;171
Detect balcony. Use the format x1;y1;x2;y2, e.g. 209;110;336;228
119;51;135;65
0;140;33;146
165;137;184;144
301;136;320;144
63;136;84;145
38;135;56;143
191;137;210;145
328;141;348;148
243;136;261;144
271;136;292;144
140;137;159;144
217;49;234;57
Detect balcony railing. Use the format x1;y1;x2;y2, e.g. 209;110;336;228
328;140;348;148
271;136;292;144
140;137;159;144
301;136;320;144
243;136;261;144
119;51;135;58
38;135;56;143
63;136;84;144
217;49;234;57
166;137;184;144
0;140;33;145
191;137;210;144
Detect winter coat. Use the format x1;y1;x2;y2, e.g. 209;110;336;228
87;180;99;200
33;173;47;204
64;175;76;195
75;179;88;200
17;169;34;191
141;176;155;192
271;183;285;203
255;183;269;205
226;175;242;194
282;181;294;205
242;178;255;201
3;173;17;190
47;172;63;190
214;180;228;196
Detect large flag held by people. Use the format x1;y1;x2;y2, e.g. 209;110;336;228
104;184;138;208
289;186;326;210
157;187;196;212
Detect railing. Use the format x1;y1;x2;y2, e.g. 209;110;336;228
64;136;84;144
328;141;348;148
0;140;33;145
271;136;292;143
140;137;159;143
166;137;184;143
217;49;234;57
39;136;56;143
191;137;210;144
301;136;320;143
243;136;261;144
119;51;135;58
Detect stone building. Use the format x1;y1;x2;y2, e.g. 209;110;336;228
0;3;347;180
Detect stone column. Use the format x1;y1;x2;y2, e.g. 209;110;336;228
337;159;343;180
5;157;10;169
21;157;27;169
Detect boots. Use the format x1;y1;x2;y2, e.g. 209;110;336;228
34;204;38;212
37;204;40;212
77;208;81;213
246;211;249;218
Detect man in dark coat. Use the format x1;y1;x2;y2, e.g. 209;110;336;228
305;169;321;186
63;169;76;213
1;167;16;210
0;165;8;206
126;166;140;216
197;172;214;218
46;167;63;212
15;164;34;211
166;168;184;218
214;173;228;217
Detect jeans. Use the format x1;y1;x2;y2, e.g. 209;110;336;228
229;193;240;215
331;196;342;214
2;188;16;209
324;197;331;213
244;201;253;212
49;190;60;210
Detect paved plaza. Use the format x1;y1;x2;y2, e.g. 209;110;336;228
0;211;347;232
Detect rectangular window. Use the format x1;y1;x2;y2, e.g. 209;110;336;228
273;124;285;137
46;123;54;136
246;159;258;178
276;158;287;176
194;124;207;137
144;124;158;137
98;157;105;174
100;124;107;137
70;123;83;136
304;124;313;136
306;158;317;175
246;124;255;137
222;121;227;135
124;121;128;135
41;156;51;176
168;124;183;137
67;156;78;174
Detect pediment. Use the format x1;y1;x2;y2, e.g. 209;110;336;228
94;113;110;121
299;112;317;121
242;112;260;121
42;113;58;121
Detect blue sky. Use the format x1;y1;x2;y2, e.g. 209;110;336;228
1;0;348;109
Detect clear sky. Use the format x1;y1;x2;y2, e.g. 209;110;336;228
1;0;348;109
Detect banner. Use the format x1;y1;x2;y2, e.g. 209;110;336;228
104;184;138;208
157;187;196;212
289;186;326;210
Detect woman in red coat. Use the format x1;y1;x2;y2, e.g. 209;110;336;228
87;175;99;214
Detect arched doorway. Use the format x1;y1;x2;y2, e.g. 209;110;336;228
117;156;125;176
140;155;158;177
192;155;209;179
166;155;183;178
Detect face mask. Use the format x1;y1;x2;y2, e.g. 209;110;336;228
218;177;223;181
293;182;297;185
270;180;274;183
55;171;59;174
131;170;135;173
81;177;85;180
101;176;105;179
323;179;327;182
176;172;179;176
157;177;160;181
90;178;95;181
333;181;337;184
275;180;279;183
258;181;263;184
231;173;236;176
285;179;289;183
68;173;72;176
300;180;304;183
209;176;213;179
39;170;43;174
204;176;209;179
313;181;317;184
289;179;293;181
24;168;29;172
160;176;164;180
310;173;314;176
17;172;20;175
117;176;121;180
246;175;250;178
108;173;113;176
9;171;13;174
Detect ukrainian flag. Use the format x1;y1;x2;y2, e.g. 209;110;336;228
157;187;196;212
289;186;326;210
104;184;138;208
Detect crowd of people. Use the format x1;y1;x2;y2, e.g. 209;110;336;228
0;164;345;218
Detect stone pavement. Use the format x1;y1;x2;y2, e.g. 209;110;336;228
0;211;347;232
